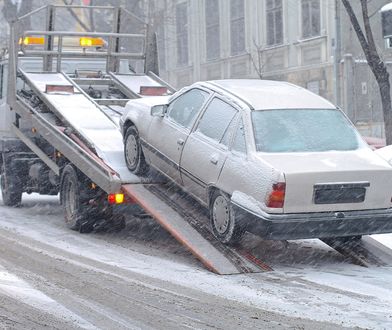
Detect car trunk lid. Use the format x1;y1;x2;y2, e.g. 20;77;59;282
257;149;392;213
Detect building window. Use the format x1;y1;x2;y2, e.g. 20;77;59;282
0;65;3;99
156;23;166;71
176;2;189;66
266;0;283;46
205;0;220;60
230;0;245;55
302;0;320;38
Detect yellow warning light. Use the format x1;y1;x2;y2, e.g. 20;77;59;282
19;37;45;46
108;193;124;204
79;37;104;47
115;193;124;204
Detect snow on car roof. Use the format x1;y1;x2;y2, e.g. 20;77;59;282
206;79;336;110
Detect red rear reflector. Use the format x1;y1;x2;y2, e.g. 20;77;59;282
45;84;74;94
267;182;286;208
108;193;124;204
139;86;168;96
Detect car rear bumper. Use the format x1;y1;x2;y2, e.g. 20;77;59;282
232;202;392;240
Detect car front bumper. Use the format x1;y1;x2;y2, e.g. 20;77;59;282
232;202;392;240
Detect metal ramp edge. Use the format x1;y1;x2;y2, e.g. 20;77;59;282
122;184;266;275
109;72;170;98
322;236;392;267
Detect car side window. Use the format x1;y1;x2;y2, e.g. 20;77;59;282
221;113;238;147
196;97;237;143
232;119;247;154
167;88;209;128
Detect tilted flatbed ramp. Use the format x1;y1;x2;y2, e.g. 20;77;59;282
122;184;269;274
110;73;165;98
21;71;138;184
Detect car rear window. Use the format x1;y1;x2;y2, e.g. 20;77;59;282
252;109;363;152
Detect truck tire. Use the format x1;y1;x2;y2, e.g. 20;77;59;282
210;190;245;245
124;126;149;175
60;164;91;231
1;166;23;207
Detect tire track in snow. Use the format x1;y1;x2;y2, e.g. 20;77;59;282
0;264;96;329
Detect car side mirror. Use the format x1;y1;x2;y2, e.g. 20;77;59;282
151;104;168;117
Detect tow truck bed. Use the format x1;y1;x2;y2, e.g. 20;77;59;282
22;71;137;183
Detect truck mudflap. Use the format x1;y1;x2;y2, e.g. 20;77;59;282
231;201;392;240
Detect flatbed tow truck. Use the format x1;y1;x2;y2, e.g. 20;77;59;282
1;5;392;274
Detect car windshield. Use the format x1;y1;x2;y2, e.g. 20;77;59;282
252;109;363;153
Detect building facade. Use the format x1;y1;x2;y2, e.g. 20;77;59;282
152;0;392;138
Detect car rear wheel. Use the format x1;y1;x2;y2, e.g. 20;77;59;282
210;190;245;245
124;126;149;176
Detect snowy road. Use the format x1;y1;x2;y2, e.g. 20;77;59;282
0;193;391;329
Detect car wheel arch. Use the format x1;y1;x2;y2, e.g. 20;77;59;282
122;119;136;137
207;185;224;207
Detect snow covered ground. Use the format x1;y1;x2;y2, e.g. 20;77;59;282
1;192;392;329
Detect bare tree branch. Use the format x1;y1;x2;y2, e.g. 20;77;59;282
62;0;91;32
361;0;378;63
249;39;264;79
342;0;392;144
341;0;369;53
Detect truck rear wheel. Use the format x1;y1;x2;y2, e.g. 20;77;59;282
60;164;91;231
1;165;23;207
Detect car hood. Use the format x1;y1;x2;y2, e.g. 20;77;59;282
375;145;392;163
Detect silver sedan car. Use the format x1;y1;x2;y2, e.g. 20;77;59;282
120;79;392;244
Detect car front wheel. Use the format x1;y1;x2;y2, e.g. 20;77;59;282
124;126;149;176
210;190;245;245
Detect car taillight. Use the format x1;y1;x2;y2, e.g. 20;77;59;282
267;182;286;208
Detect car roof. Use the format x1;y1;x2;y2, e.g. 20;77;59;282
200;79;336;110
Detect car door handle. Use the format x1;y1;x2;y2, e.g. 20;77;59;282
177;138;184;146
210;155;219;165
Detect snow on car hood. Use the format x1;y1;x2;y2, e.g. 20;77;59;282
125;95;170;109
375;144;392;164
255;147;392;174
